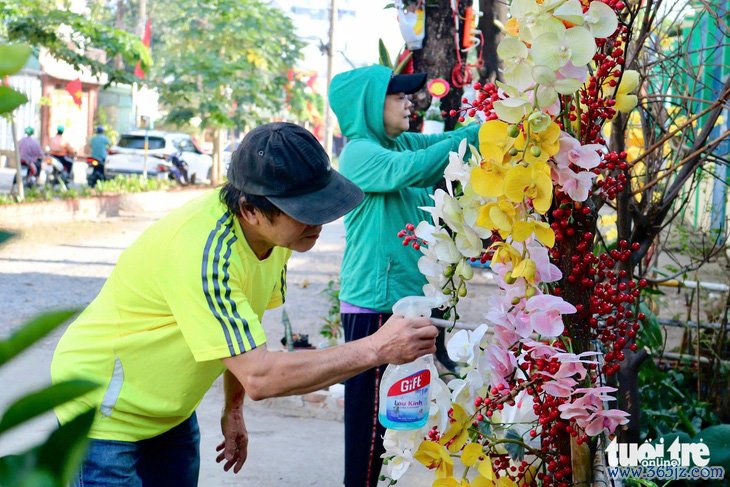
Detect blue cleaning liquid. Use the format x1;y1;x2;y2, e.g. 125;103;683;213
378;356;433;430
378;296;441;430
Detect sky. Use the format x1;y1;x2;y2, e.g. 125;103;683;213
272;1;406;89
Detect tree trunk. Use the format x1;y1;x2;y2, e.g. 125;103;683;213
410;0;500;132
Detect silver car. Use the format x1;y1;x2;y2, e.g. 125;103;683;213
105;130;213;183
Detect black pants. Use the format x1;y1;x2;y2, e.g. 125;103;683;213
342;312;390;487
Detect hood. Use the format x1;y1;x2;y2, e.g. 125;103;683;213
329;65;394;147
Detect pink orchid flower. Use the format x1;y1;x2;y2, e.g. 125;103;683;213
483;344;517;387
554;133;603;170
553;166;597;202
525;294;577;337
539;372;577;397
582;409;630;436
526;243;562;283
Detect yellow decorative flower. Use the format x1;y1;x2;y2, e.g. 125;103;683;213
504;162;553;214
614;70;639;113
471;162;508;198
514;122;561;164
512;257;537;283
434;477;471;487
490;242;523;268
476;200;517;238
471;121;516;198
415;441;454;478
479;120;516;164
511;220;555;247
439;403;471;453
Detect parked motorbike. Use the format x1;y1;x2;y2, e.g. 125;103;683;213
168;150;191;185
85;156;106;188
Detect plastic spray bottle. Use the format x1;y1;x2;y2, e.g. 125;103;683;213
378;296;441;430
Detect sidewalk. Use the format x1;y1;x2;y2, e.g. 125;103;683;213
0;190;470;485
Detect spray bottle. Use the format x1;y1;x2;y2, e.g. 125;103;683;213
378;296;441;430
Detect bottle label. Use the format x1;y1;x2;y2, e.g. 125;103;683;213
384;369;430;423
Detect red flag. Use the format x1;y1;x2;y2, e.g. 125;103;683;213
65;78;83;107
134;19;152;79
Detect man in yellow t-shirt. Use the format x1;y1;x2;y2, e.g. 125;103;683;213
51;122;439;487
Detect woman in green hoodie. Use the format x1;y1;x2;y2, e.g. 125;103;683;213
329;64;479;487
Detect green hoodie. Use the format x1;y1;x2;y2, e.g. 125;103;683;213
329;64;479;312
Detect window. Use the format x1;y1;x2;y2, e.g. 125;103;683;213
117;135;166;150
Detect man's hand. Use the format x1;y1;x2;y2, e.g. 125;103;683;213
370;316;438;364
216;408;248;474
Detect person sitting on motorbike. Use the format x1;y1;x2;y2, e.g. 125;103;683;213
18;126;44;179
89;125;111;164
49;125;76;176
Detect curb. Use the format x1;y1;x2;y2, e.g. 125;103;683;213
0;188;211;228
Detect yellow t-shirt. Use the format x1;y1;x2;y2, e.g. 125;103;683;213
51;190;290;441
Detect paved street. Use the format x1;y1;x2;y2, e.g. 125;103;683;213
0;191;498;486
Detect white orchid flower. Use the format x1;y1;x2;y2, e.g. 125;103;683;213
446;323;489;365
531;25;596;71
381;428;423;480
498;37;535;92
454;224;483;258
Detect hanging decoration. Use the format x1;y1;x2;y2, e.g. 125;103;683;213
396;0;426;50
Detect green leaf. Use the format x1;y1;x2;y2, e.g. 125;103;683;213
503;428;526;461
0;44;32;77
0;231;14;245
0;86;28;115
36;409;96;484
0;380;99;435
0;310;77;366
378;39;393;69
636;302;663;351
393;51;413;75
0;451;39;485
695;424;730;469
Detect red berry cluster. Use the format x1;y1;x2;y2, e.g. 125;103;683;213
576;24;630;146
450;82;500;123
397;223;425;251
595;150;629;200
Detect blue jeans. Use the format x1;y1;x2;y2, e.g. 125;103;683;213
73;412;200;487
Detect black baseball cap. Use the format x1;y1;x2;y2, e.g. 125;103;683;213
227;122;363;225
387;72;427;94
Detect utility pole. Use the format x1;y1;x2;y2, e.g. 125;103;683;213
137;0;148;178
322;0;337;158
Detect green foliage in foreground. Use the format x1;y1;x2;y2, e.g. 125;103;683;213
0;309;99;486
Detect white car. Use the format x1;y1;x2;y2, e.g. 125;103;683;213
222;140;241;175
105;131;213;183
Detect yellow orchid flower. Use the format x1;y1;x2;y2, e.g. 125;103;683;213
614;70;639;113
440;403;471;453
471;161;508;198
490;242;522;268
434;477;472;487
476;200;517;238
415;441;454;478
511;220;555;247
504;162;553;214
478;120;516;164
514;122;561;164
512;257;537;283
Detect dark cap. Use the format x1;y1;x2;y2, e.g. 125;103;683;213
227;122;363;225
387;72;427;94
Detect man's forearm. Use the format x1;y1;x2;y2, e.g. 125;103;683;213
223;369;245;411
223;336;380;400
